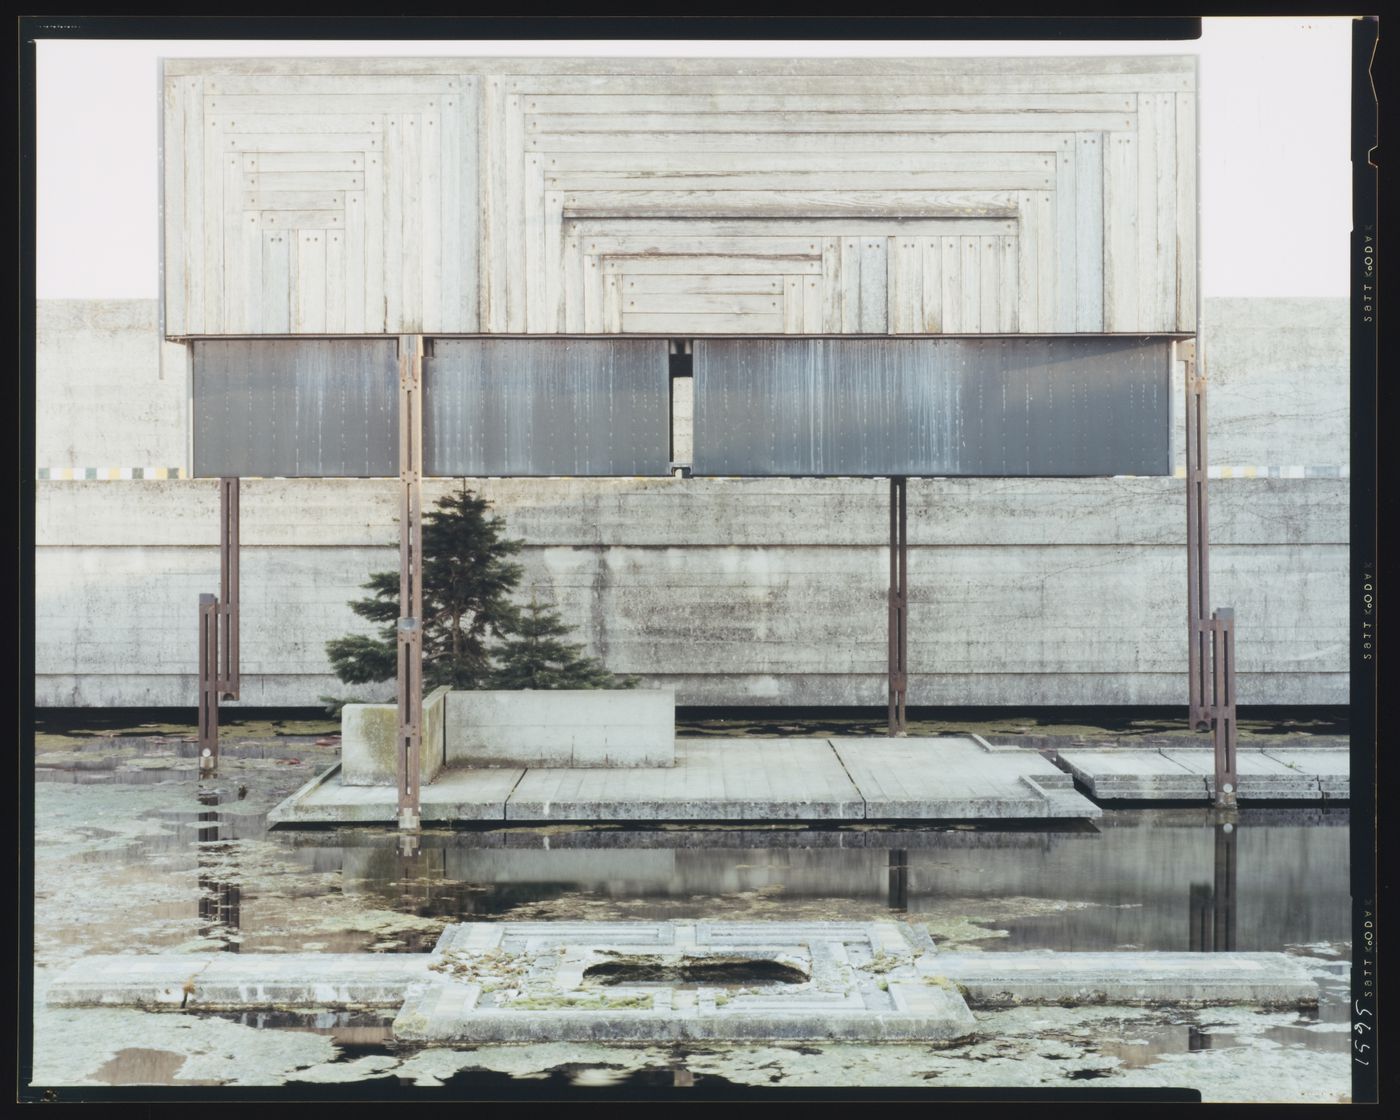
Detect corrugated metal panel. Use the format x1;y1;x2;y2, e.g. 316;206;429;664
424;339;671;477
192;340;398;477
692;337;1172;477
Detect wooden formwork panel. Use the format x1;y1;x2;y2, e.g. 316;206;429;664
162;56;1196;337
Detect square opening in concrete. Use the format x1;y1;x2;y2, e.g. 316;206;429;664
583;952;811;988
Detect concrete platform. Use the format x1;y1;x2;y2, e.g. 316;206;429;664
48;921;1322;1043
834;737;1090;819
1056;746;1348;801
395;920;977;1043
268;736;1103;824
936;950;1319;1006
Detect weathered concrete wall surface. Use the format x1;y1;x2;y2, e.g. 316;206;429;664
36;301;188;471
34;296;1348;708
35;474;1346;707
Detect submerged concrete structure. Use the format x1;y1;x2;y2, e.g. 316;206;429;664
47;920;1320;1044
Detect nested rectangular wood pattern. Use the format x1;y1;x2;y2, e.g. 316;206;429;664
162;56;1197;337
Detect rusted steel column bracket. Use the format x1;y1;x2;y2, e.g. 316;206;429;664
198;593;219;774
1181;338;1212;730
1211;607;1239;809
218;477;240;700
397;334;425;830
887;476;908;737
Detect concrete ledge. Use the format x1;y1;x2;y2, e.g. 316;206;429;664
1056;746;1348;801
45;953;433;1009
445;688;675;768
341;685;448;787
935;950;1319;1006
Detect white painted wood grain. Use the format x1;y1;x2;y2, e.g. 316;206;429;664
941;236;962;333
998;234;1019;333
1103;131;1139;331
920;237;942;333
1176;91;1197;332
162;76;186;334
343;189;365;333
1153;92;1177;334
261;229;290;332
420;108;442;332
363;143;385;332
961;236;981;332
382;113;403;333
1074;133;1105;332
325;227;346;332
241;210;262;333
400;113;422;332
621;312;785;333
1054;134;1077;332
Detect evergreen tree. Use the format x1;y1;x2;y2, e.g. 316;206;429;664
490;597;638;690
325;483;523;692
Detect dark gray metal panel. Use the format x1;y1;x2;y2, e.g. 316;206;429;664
692;337;1172;477
193;340;399;477
424;339;671;477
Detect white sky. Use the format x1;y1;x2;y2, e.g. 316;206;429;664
34;17;1355;300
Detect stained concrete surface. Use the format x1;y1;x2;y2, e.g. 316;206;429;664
270;737;1103;825
1057;747;1348;801
28;739;1354;1100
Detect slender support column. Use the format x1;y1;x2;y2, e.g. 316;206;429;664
1182;339;1212;731
397;335;425;831
197;593;219;774
887;476;908;737
1211;608;1239;808
217;477;240;700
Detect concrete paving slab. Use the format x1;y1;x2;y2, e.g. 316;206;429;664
1057;747;1348;802
268;764;525;825
395;920;977;1043
935;950;1318;1006
504;739;865;821
46;953;433;1009
833;737;1100;819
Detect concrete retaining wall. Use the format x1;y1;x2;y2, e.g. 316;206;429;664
445;689;675;768
341;685;448;787
33;296;1349;709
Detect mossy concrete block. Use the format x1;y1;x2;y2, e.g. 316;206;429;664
341;685;448;787
445;689;675;768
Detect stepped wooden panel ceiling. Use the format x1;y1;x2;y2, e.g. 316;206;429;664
162;56;1196;337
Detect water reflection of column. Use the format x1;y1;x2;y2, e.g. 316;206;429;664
1213;821;1237;952
1188;821;1237;952
887;849;908;913
196;788;242;951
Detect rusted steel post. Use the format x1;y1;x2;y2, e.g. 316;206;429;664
902;478;909;733
218;477;240;700
198;593;219;774
1182;339;1212;730
887;476;908;736
397;335;425;830
1211;608;1239;809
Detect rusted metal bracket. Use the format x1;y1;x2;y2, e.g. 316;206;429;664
887;476;908;737
397;334;425;831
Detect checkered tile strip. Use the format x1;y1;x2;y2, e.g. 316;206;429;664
36;467;188;480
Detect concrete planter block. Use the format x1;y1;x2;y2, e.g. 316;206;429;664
341;685;449;786
446;688;675;768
